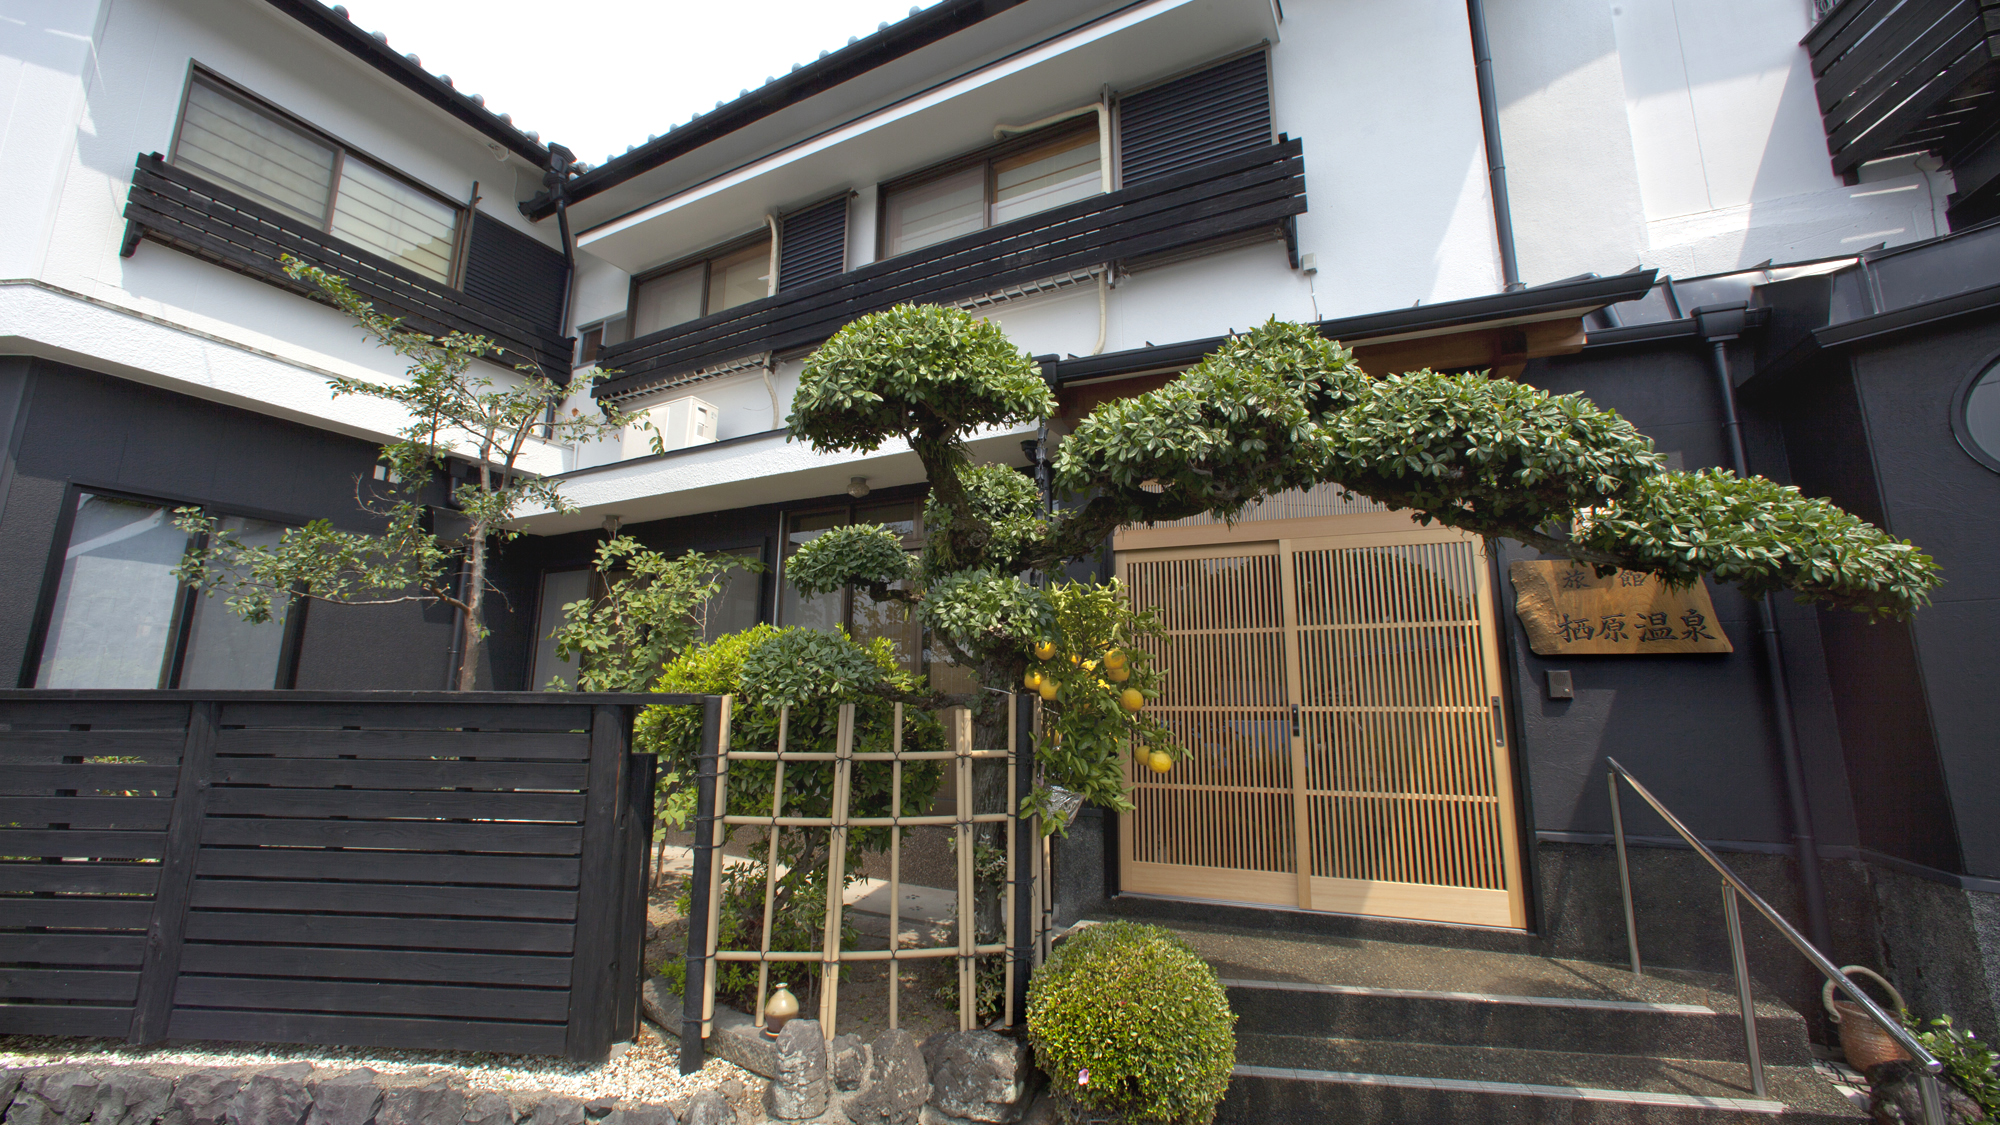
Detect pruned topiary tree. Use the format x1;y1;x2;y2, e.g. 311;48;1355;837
783;304;1939;816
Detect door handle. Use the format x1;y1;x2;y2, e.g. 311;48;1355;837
1492;696;1504;746
1290;704;1300;739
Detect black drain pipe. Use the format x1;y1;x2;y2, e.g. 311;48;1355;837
1693;303;1834;955
1467;0;1525;292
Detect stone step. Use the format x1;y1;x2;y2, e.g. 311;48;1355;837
1221;1036;1866;1124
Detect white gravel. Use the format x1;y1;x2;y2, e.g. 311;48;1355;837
0;1026;756;1106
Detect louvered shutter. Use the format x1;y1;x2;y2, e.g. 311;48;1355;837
778;195;849;292
1118;52;1273;187
462;211;568;331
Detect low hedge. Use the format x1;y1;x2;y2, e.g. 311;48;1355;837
1025;921;1236;1124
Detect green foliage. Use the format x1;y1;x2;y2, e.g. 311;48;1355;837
638;625;946;858
1026;582;1174;817
657;859;858;1009
1054;318;1938;616
1904;1012;2000;1116
174;256;624;690
923;462;1047;576
1027;922;1237;1125
918;570;1053;660
790;304;1051;457
548;536;754;692
787;523;913;598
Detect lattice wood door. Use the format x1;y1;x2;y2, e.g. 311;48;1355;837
1117;522;1524;928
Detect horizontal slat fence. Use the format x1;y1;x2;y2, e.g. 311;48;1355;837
0;690;706;1062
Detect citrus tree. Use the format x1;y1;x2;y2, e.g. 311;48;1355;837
782;305;1939;819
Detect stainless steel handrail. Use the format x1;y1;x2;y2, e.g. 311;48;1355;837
1606;756;1946;1124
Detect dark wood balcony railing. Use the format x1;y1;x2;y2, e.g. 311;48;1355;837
1807;0;2000;176
594;138;1307;401
122;153;573;378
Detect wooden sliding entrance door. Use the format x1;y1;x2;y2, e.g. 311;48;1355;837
1116;509;1525;929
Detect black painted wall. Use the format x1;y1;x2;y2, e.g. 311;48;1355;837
1500;338;1860;852
1840;315;2000;876
0;357;458;690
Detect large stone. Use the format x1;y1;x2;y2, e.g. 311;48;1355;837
645;982;778;1080
520;1096;586;1125
19;1070;101;1125
460;1091;514;1125
844;1031;929;1125
0;1071;22;1110
828;1035;867;1092
230;1065;313;1125
166;1072;244;1125
766;1020;828;1120
91;1071;174;1125
377;1077;465;1125
679;1091;734;1125
612;1105;676;1125
306;1069;384;1125
920;1031;1032;1124
640;978;679;1035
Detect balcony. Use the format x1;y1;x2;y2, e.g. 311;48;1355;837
592;138;1307;401
122;153;573;378
1806;0;2000;217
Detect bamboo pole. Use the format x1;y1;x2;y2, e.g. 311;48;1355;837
1003;692;1018;1029
702;694;734;1040
951;706;975;1032
753;707;789;1030
889;702;903;1031
818;704;856;1039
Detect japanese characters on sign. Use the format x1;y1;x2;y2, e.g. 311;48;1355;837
1508;561;1733;656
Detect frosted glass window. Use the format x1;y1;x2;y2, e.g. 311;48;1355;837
779;511;848;633
702;556;763;642
708;242;773;314
992;132;1100;224
632;265;706;337
37;494;192;688
1964;362;2000;468
178;517;291;689
531;569;593;690
173;74;462;282
175;80;336;225
332;160;459;283
883;167;985;257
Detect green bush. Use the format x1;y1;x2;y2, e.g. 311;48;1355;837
659;859;857;1011
1904;1011;2000;1117
1026;922;1236;1124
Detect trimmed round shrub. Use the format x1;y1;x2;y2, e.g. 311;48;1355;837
1026;921;1236;1124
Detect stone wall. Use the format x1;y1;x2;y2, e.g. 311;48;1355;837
0;1063;713;1125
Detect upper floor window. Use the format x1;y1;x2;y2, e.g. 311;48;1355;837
630;235;772;338
881;120;1102;258
171;72;463;284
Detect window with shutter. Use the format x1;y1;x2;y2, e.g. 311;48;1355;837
462;212;570;332
1117;51;1273;187
778;196;849;291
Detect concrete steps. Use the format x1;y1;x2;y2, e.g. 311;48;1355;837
1157;922;1866;1124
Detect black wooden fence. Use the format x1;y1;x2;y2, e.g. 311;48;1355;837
0;690;717;1062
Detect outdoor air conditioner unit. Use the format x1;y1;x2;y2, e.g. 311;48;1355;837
622;395;717;458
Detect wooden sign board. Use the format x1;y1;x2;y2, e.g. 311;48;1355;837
1508;561;1733;656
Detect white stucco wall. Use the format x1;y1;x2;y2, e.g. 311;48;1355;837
1;0;567;470
1492;0;1954;281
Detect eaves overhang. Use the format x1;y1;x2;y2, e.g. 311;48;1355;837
1051;270;1661;385
262;0;552;168
522;0;1036;220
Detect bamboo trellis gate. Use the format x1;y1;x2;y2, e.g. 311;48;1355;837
679;693;1045;1069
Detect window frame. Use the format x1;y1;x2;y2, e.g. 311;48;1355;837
1952;349;2000;476
875;118;1102;260
21;481;308;690
625;229;775;341
168;64;471;287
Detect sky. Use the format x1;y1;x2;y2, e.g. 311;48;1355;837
337;0;942;169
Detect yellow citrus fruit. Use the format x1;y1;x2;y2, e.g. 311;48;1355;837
1039;680;1059;702
1107;665;1130;683
1034;641;1057;661
1069;653;1081;665
1131;742;1148;765
1147;750;1173;774
1119;688;1144;713
1104;649;1128;670
1083;659;1098;672
1023;669;1043;690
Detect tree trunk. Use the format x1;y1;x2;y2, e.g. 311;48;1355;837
970;700;1012;947
455;530;487;692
